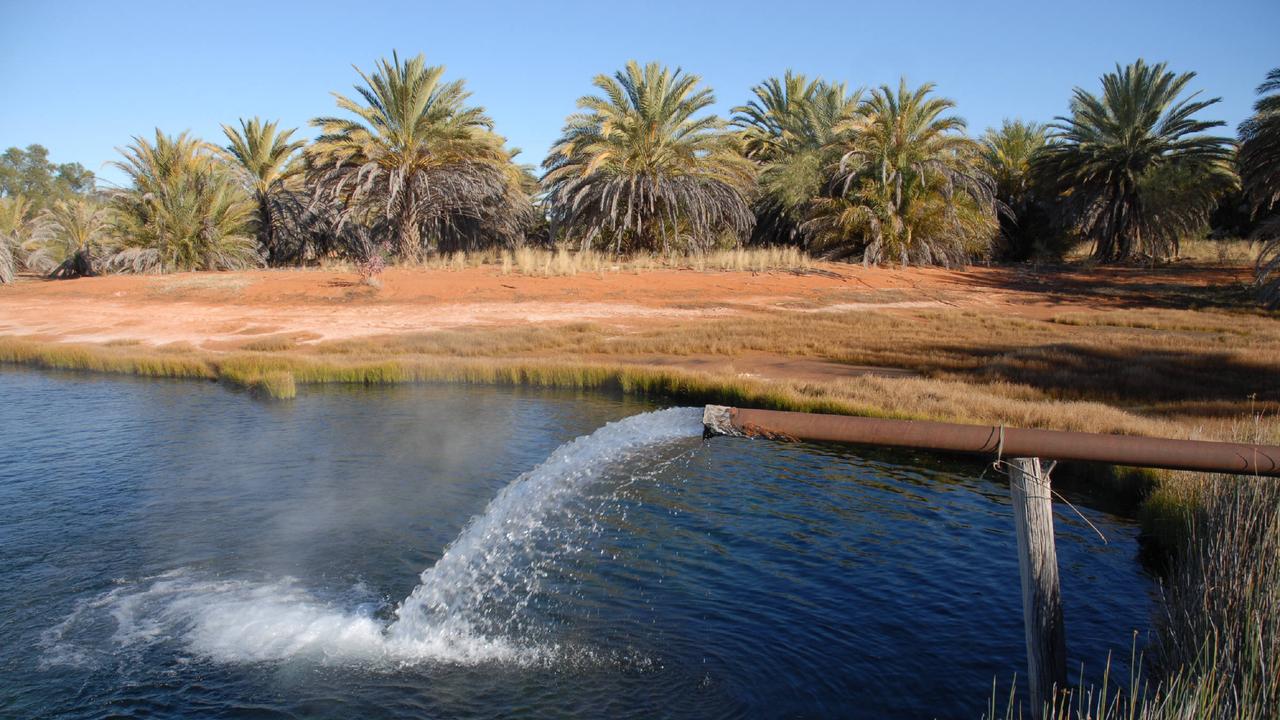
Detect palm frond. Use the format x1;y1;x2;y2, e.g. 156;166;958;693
307;52;531;258
804;78;998;266
980;120;1056;259
29;196;110;277
542;61;754;254
218;118;307;263
1036;59;1233;262
108;129;259;272
1241;67;1280;307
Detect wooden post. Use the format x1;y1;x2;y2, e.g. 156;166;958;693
1008;457;1067;719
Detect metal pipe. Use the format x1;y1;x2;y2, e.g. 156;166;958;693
702;406;1280;477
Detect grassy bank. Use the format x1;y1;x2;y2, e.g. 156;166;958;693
0;332;1240;436
2;332;1271;544
0;335;865;411
987;461;1279;719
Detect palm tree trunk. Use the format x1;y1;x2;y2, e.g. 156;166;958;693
397;203;421;259
258;195;274;264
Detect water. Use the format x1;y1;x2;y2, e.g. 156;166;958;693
0;369;1155;718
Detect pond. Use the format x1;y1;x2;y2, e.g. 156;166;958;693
0;369;1154;719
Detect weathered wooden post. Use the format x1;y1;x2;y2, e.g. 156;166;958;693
1007;457;1067;719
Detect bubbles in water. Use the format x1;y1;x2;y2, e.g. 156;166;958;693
42;408;705;669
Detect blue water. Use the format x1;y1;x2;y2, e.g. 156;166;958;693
0;369;1155;718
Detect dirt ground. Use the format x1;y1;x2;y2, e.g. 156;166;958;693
0;261;1261;389
0;261;1252;343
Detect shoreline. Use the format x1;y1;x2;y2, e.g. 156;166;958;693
0;333;1205;535
3;260;1275;541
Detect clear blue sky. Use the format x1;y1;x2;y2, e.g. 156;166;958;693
2;0;1276;187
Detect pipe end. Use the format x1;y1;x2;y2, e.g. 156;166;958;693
702;405;741;438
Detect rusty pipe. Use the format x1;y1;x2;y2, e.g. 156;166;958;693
702;406;1280;477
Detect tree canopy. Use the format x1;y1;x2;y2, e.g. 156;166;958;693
309;52;530;258
542;61;755;254
0;144;95;211
1036;60;1233;263
1241;68;1280;307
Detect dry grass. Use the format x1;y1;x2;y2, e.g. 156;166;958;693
0;334;1203;433
1063;238;1257;266
245;370;297;400
238;334;299;352
1150;462;1280;718
302;306;1280;427
232;332;321;352
148;274;256;295
1175;237;1258;265
400;247;814;277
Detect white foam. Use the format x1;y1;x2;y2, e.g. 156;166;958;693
42;408;704;668
88;571;530;665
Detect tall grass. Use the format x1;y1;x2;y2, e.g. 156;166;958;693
1148;476;1279;717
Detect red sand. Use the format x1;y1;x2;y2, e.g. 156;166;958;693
0;262;1250;350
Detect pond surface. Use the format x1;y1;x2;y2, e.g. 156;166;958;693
0;369;1154;719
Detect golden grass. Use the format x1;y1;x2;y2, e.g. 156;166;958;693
250;370;297;400
148;274;255;295
0;336;856;409
0;337;214;379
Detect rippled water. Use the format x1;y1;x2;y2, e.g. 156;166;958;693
0;369;1155;718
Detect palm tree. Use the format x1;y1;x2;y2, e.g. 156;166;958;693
1240;69;1280;216
0;231;11;284
542;61;755;254
981;120;1054;259
218;118;306;264
1239;68;1280;307
0;195;34;283
29;196;110;277
309;52;528;258
805;79;997;265
732;72;860;246
108;130;257;272
1036;59;1232;262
